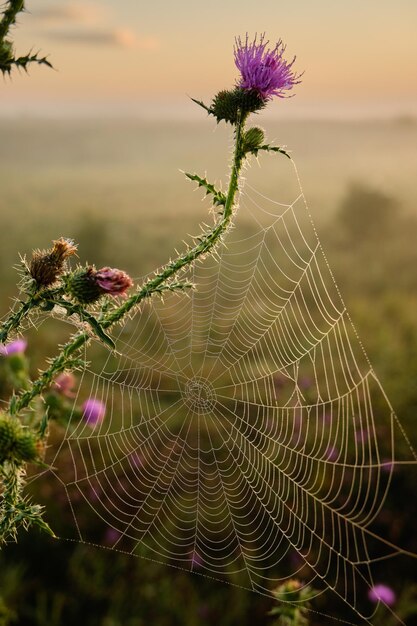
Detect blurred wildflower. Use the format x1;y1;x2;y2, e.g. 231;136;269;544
234;33;302;101
325;446;339;462
29;238;77;288
368;584;396;606
82;398;106;426
0;338;27;356
53;372;76;398
381;458;395;473
190;550;203;569
104;527;121;545
355;428;369;444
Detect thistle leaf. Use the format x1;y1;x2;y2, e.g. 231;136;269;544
184;173;226;206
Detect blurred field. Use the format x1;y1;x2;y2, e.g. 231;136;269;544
1;116;417;286
1;116;417;625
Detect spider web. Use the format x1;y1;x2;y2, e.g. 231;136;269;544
35;156;417;625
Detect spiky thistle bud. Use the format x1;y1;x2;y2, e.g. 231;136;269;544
66;267;103;304
210;87;266;124
0;416;21;462
14;432;40;463
0;415;42;464
242;127;265;153
29;238;77;288
66;266;133;304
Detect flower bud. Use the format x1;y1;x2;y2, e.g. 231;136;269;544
66;266;133;304
95;267;133;297
14;432;39;462
211;87;266;124
242;127;265;153
66;267;103;304
0;416;21;462
29;238;77;287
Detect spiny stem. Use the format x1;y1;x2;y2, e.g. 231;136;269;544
0;287;65;345
0;0;24;41
8;117;247;416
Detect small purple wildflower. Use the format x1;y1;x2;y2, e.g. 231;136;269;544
381;458;395;473
234;33;302;100
104;527;121;545
0;338;27;356
82;398;106;426
325;446;339;462
190;550;203;569
368;584;396;606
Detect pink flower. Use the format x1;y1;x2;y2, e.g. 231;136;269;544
53;372;76;397
368;584;396;606
234;33;302;101
95;267;133;298
0;338;27;356
82;398;106;426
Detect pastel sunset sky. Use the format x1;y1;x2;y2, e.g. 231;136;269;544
2;0;417;118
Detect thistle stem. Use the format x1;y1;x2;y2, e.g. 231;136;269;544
8;117;247;416
0;287;65;345
0;0;24;41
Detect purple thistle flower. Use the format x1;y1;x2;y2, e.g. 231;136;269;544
368;584;396;606
95;267;133;298
0;338;27;356
234;33;302;101
82;398;106;426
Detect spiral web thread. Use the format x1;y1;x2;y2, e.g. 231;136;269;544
37;158;416;625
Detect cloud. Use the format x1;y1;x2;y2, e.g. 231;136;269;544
41;28;159;50
32;4;107;24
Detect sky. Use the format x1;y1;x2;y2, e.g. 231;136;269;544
1;0;417;118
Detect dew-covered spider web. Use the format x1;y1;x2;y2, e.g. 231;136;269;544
34;156;417;625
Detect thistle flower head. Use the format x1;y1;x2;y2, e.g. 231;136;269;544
82;398;106;426
0;338;27;356
66;265;133;304
234;34;302;101
29;237;78;288
95;267;133;298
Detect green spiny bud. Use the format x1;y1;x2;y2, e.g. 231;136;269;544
66;266;103;304
14;432;40;463
211;90;241;124
211;88;267;125
0;416;22;462
242;127;265;154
